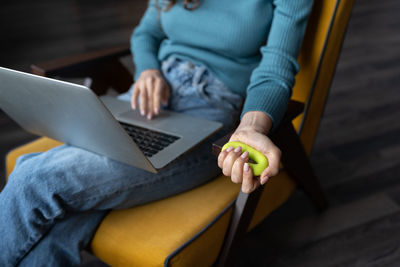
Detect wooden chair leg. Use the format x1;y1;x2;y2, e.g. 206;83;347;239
217;186;264;267
272;122;328;211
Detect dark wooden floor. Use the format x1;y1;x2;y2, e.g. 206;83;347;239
1;0;400;266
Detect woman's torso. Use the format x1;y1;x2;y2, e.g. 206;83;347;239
157;0;274;95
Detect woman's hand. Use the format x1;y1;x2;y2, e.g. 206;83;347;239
131;69;171;119
217;111;281;193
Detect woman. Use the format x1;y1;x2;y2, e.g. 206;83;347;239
0;0;313;265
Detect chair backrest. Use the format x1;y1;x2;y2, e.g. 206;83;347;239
249;0;355;228
292;0;355;154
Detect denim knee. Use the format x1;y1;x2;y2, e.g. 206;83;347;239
9;151;82;205
8;156;47;193
6;162;66;222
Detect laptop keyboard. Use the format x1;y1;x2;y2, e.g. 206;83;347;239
119;122;180;157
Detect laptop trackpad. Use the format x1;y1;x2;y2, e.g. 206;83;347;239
118;109;170;122
117;109;183;135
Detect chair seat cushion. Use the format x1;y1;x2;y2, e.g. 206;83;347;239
6;137;296;266
92;172;295;267
92;175;240;267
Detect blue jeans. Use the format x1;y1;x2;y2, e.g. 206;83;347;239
0;57;243;266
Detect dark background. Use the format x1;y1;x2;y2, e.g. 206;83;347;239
1;0;400;266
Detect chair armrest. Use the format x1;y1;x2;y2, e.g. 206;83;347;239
31;44;130;77
30;44;132;95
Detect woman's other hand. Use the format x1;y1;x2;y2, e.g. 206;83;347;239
131;69;171;119
217;111;281;193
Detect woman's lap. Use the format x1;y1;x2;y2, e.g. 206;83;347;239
11;136;222;211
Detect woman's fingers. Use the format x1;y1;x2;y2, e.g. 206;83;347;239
139;83;148;116
218;146;233;168
242;163;259;193
153;78;162;115
231;151;248;184
145;78;154;119
133;69;171;118
218;145;264;193
131;83;140;110
222;146;242;177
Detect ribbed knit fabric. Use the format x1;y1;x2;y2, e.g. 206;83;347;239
131;0;313;130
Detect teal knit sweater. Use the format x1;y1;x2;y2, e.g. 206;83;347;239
131;0;313;129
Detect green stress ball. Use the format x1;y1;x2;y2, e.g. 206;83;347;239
221;141;268;176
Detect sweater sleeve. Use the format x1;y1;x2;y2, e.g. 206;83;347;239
241;0;313;132
130;0;166;80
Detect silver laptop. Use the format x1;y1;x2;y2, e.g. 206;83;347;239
0;66;222;173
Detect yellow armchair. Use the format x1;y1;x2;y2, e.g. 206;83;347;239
6;0;354;265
